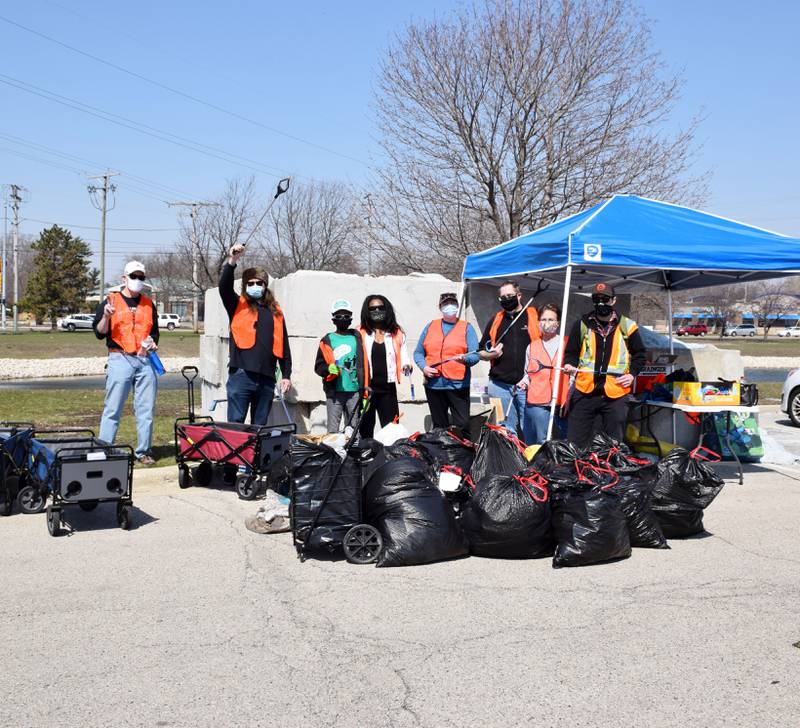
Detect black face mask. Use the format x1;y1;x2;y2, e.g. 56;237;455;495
499;296;518;312
333;315;352;331
594;302;613;317
369;310;387;324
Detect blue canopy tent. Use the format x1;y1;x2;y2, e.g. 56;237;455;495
462;195;800;437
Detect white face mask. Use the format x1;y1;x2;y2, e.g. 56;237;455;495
127;277;145;294
540;320;559;335
441;304;459;320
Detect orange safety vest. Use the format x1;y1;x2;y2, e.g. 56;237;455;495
109;291;154;355
575;316;638;399
230;296;285;359
358;326;404;383
423;319;468;380
488;308;540;350
526;336;569;406
319;334;370;390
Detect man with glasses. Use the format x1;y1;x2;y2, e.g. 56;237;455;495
93;260;160;465
562;282;646;447
478;280;540;437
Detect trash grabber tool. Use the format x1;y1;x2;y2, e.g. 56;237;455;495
240;177;290;248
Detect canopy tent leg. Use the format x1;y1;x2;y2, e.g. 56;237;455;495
546;264;573;441
667;287;674;355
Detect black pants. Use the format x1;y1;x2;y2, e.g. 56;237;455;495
567;390;629;449
425;387;470;430
359;384;399;438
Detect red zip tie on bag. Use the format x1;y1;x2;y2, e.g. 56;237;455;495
486;423;528;454
512;473;549;502
689;445;721;462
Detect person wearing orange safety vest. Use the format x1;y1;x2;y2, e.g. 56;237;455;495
478;280;541;438
517;303;570;444
314;299;370;433
356;294;412;438
93;260;160;465
414;292;480;430
562;282;646;448
219;244;292;425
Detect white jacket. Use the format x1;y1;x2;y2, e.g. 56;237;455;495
359;328;412;384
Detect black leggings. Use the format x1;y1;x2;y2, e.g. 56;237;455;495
359;385;399;438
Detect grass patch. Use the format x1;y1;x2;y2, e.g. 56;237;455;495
0;330;200;359
710;339;800;357
756;382;784;403
0;388;186;467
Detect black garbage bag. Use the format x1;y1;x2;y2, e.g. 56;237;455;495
290;440;363;553
365;457;468;567
384;439;439;477
551;485;631;568
651;448;725;537
460;472;551;558
614;469;668;549
585;434;654;475
470;425;528;487
409;428;476;473
531;440;581;468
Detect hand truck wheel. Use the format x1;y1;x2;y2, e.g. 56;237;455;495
17;484;46;514
235;474;259;501
343;524;383;565
78;500;99;512
194;461;213;487
178;465;192;489
46;505;61;537
117;503;132;530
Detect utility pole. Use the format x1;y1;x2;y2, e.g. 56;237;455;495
88;171;119;300
167;200;219;333
1;188;7;332
9;184;25;334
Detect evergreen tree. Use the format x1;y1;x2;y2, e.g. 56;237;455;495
22;226;98;328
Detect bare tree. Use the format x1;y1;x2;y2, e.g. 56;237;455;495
692;284;746;339
372;0;707;272
751;280;796;339
257;180;361;277
141;251;193;311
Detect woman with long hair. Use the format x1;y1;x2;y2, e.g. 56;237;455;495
357;294;412;438
218;243;292;425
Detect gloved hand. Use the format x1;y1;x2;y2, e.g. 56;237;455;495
328;363;340;376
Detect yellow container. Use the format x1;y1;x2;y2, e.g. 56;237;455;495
523;444;541;461
672;381;740;407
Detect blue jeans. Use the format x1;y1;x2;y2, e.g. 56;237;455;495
99;353;158;458
523;404;567;445
226;368;275;425
487;379;527;438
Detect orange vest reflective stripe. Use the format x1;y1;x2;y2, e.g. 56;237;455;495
526;336;569;406
109;291;154;354
488;308;540;349
230;296;285;359
423;319;468;380
575;316;637;399
358;327;404;383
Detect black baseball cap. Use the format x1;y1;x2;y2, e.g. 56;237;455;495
592;282;615;297
439;292;458;306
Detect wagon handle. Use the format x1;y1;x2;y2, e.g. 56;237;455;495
181;366;199;382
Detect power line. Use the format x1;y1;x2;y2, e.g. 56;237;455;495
0;73;303;179
0;13;371;167
22;217;178;232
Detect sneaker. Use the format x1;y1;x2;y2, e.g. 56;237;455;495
137;454;156;467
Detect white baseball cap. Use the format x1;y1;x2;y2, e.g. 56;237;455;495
124;260;146;276
330;299;353;314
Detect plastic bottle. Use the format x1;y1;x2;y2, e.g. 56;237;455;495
148;350;166;376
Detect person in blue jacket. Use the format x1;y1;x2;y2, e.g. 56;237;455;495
414;292;480;430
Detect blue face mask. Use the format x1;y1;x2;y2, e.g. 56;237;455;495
440;304;459;319
246;284;265;300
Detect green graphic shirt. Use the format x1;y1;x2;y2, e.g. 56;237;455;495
328;332;360;393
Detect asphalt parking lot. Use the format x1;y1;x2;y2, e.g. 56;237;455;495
2;459;799;728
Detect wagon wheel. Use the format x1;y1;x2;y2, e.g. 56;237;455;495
235;474;259;501
117;503;132;530
194;461;213;487
46;506;61;537
79;500;99;512
17;484;46;514
178;465;192;489
343;524;383;565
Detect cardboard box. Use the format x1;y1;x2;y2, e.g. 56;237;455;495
672;381;740;407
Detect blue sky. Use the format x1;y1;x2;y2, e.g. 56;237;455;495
1;0;798;277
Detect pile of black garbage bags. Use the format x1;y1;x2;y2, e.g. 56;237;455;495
292;425;725;569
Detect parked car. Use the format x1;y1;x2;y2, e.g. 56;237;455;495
723;323;757;337
158;313;182;330
57;313;94;332
676;323;708;337
780;369;800;427
777;325;800;338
